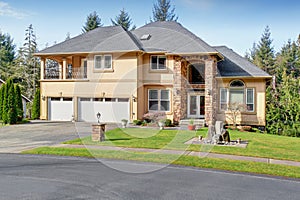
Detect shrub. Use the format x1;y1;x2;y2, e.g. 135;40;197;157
165;119;172;127
133;119;142;126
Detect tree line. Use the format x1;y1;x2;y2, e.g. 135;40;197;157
246;27;300;137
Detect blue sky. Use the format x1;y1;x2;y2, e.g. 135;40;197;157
1;0;300;55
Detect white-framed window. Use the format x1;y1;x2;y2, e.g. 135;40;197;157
246;88;254;112
94;55;112;69
220;88;228;110
148;89;170;111
150;55;166;70
220;80;255;112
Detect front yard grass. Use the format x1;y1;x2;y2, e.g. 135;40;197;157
23;146;300;179
64;128;300;162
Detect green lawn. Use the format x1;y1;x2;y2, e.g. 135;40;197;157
64;128;300;162
23;147;300;179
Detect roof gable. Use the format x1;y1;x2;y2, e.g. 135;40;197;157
215;46;271;78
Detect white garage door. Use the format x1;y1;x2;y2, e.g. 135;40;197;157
48;97;74;121
78;98;130;123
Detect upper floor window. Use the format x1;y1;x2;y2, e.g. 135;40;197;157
151;55;166;70
94;55;112;70
188;63;205;84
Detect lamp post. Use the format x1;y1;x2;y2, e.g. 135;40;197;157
96;112;101;124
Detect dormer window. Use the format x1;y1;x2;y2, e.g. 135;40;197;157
151;55;166;70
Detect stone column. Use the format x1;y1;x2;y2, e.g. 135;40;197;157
205;58;217;126
40;58;45;80
173;57;182;123
62;58;67;80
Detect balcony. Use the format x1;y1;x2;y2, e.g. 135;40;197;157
44;66;87;80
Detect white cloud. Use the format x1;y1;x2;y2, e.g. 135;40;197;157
0;1;29;19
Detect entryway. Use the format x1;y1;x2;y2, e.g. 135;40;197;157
187;94;205;118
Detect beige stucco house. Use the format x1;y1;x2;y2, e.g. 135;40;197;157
35;21;271;127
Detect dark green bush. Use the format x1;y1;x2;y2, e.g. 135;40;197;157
133;119;142;126
165;119;172;127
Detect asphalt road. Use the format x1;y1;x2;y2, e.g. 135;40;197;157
0;154;299;200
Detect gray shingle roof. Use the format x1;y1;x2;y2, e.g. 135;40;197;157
132;21;218;54
215;46;271;78
36;26;141;55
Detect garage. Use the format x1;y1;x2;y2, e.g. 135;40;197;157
48;97;74;121
78;98;130;123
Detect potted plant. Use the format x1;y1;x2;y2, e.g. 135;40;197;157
158;119;166;130
188;119;196;130
121;119;128;128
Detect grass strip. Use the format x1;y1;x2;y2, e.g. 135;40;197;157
23;147;300;179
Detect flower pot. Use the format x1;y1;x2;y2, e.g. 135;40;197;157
158;122;164;130
188;124;196;131
121;121;127;128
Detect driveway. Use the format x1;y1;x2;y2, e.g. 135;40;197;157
0;121;117;153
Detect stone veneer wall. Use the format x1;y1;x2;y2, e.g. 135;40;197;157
173;55;218;125
204;57;218;126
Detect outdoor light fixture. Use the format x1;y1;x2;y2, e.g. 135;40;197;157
41;95;46;101
96;112;101;124
132;95;137;102
206;89;211;95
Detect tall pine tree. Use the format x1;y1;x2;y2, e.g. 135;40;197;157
82;11;103;33
32;88;40;120
151;0;178;22
7;81;17;124
0;84;4;120
15;84;23;121
247;26;275;75
17;24;40;100
111;9;136;31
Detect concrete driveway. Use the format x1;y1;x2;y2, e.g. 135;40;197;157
0;121;104;153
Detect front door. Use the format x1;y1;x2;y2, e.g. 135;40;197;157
188;94;205;118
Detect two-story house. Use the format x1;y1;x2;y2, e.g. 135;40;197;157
35;21;271;126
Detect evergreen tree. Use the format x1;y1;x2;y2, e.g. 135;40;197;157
111;9;136;31
2;80;9;123
82;11;103;33
32;88;40;119
250;26;275;75
17;24;40;100
151;0;178;22
0;84;3;120
0;32;16;80
15;84;23;121
7;81;17;124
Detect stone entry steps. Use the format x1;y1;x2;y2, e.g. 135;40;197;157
179;119;205;127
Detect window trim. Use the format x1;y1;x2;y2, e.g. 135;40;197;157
150;55;167;70
148;89;170;112
219;86;255;113
94;54;112;70
246;88;255;112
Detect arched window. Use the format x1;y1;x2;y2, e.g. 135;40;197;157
220;80;254;112
188;63;205;84
229;80;245;104
230;80;245;87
